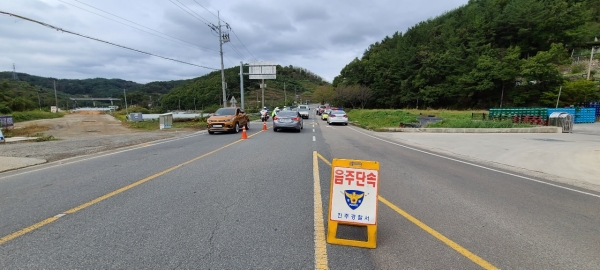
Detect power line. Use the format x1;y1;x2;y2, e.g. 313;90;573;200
227;42;246;62
0;10;219;70
191;0;219;20
230;29;258;62
188;1;257;62
66;0;218;53
169;0;213;27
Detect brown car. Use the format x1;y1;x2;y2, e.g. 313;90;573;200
206;107;249;134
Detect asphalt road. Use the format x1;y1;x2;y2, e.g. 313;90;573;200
1;110;599;269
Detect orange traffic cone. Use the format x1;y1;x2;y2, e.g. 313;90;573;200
262;121;267;131
241;125;248;139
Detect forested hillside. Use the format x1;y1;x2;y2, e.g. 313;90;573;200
159;65;328;111
333;0;600;109
0;64;327;113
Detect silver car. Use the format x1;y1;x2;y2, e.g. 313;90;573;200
327;110;348;125
273;110;303;132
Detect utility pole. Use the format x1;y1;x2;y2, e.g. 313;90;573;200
262;79;265;108
587;46;596;80
556;86;563;108
240;61;244;110
214;11;230;108
53;80;58;109
37;88;41;110
123;89;129;116
284;81;287;105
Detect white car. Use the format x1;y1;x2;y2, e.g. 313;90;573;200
327;110;348;125
297;105;310;119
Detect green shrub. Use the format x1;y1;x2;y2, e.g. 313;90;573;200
11;111;65;122
571;62;587;74
0;104;11;114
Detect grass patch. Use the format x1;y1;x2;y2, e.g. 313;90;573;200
347;109;418;130
10;111;65;122
348;109;536;130
427;119;534;128
32;133;56;142
403;109;488;120
127;118;207;131
2;124;50;137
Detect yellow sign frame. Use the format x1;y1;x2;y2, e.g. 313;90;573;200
327;158;379;248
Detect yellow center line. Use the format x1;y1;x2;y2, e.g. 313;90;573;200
378;197;498;269
316;152;498;270
313;151;329;270
0;132;264;246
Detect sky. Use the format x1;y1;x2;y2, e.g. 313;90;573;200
0;0;469;84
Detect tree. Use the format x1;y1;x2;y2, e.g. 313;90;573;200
8;97;36;111
541;79;600;106
312;85;336;104
355;85;373;109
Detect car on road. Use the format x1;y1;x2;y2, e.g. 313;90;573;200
327;110;348;125
316;105;327;115
206;107;249;134
273;110;303;132
297;105;310;119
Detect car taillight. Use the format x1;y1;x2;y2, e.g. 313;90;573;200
293;117;300;121
343;115;348;118
273;116;278;120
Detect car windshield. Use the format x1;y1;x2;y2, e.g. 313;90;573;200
331;110;346;115
214;108;236;116
298;107;309;111
319;106;326;109
277;111;297;117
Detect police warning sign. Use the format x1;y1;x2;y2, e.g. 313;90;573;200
329;159;379;225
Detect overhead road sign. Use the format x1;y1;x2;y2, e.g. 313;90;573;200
248;62;277;79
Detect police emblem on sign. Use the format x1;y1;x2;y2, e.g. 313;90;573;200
344;190;365;210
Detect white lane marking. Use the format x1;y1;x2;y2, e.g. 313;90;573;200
349;127;600;199
0;132;206;181
53;214;66;218
313;136;316;142
313;129;315;132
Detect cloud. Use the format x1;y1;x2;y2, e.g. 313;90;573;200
1;0;469;84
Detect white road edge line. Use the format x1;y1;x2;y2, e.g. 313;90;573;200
349;127;600;199
313;136;316;142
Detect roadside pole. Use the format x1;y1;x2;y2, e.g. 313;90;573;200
124;89;129;116
240;61;244;110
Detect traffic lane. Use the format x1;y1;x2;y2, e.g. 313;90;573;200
320;124;600;269
314;147;474;270
0;124;316;269
309;119;376;270
0;129;255;242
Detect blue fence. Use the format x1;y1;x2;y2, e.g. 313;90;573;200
547;107;596;123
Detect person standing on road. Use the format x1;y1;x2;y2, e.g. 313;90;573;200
260;107;268;122
271;107;280;117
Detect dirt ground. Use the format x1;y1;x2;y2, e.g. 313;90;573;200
15;111;141;138
3;111;197;162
